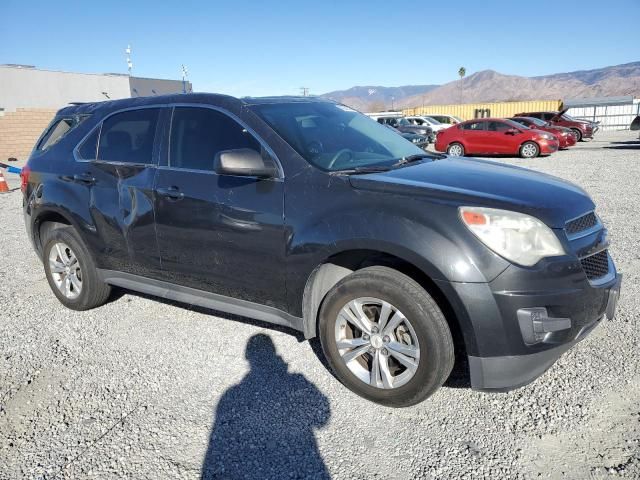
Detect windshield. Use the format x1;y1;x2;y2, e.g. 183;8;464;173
503;119;529;129
423;116;442;125
527;117;547;127
516;117;546;127
561;113;577;121
250;102;425;171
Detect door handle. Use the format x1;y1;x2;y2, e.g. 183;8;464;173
72;173;96;185
157;186;185;200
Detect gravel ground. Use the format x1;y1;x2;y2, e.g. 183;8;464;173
1;131;639;479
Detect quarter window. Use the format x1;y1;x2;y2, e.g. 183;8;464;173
37;115;89;151
169;107;261;171
97;108;160;164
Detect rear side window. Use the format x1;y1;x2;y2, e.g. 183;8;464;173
461;121;485;131
37;116;88;151
98;108;160;164
169;107;261;171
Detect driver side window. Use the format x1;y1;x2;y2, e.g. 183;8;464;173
487;121;510;132
169;107;262;171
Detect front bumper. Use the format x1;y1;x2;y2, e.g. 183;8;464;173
539;140;559;154
436;255;621;391
469;273;620;391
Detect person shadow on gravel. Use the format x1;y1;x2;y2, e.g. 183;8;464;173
201;333;331;479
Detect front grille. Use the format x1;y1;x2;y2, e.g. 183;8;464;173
566;212;598;235
580;250;609;280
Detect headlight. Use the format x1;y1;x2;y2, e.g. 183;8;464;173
459;207;565;266
541;133;554;140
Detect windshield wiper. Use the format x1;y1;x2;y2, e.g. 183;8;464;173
329;165;393;175
393;152;444;166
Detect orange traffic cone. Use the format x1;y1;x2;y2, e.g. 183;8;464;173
0;171;9;193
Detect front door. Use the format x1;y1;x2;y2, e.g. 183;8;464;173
153;106;287;310
486;120;517;154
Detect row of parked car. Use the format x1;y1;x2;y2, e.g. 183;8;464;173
368;110;599;159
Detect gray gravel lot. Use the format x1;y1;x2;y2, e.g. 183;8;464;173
1;132;639;479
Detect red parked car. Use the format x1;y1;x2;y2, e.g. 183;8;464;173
509;117;577;149
514;109;598;142
435;118;559;158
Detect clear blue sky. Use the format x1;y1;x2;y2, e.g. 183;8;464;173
1;0;638;97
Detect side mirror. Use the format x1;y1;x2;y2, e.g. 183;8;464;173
214;148;278;178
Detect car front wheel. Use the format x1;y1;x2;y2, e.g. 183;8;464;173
571;128;583;142
318;266;454;407
520;141;540;158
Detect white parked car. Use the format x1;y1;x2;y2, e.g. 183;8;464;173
418;114;463;126
406;116;448;132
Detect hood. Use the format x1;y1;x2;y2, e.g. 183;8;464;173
556;109;594;126
349;158;594;228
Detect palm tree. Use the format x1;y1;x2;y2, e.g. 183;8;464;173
458;67;466;104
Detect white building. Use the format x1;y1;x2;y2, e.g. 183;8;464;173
0;64;191;112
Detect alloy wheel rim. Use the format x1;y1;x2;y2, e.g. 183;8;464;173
522;144;537;157
449;144;462;156
335;297;420;389
48;242;82;299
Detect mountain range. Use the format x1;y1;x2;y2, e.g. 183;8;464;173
320;61;640;112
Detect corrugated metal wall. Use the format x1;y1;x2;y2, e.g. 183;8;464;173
403;100;563;120
566;100;640;131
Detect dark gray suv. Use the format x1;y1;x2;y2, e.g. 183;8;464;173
22;94;621;406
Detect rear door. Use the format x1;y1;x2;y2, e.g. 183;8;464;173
153;106;287;310
460;120;487;154
74;107;163;278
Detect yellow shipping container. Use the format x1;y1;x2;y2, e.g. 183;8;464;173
403;100;563;121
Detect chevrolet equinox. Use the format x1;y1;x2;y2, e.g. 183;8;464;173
22;94;621;407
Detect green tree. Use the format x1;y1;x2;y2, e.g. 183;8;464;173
458;67;466;104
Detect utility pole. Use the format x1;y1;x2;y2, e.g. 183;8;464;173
300;87;310;97
391;96;395;111
125;45;133;75
181;64;189;94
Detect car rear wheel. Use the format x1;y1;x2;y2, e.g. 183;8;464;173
571;128;583;142
43;227;112;310
520;141;540;158
318;266;454;407
447;142;465;156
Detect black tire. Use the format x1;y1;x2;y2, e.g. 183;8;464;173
42;227;111;311
446;142;465;156
318;266;454;407
520;141;540;158
571;128;583;142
